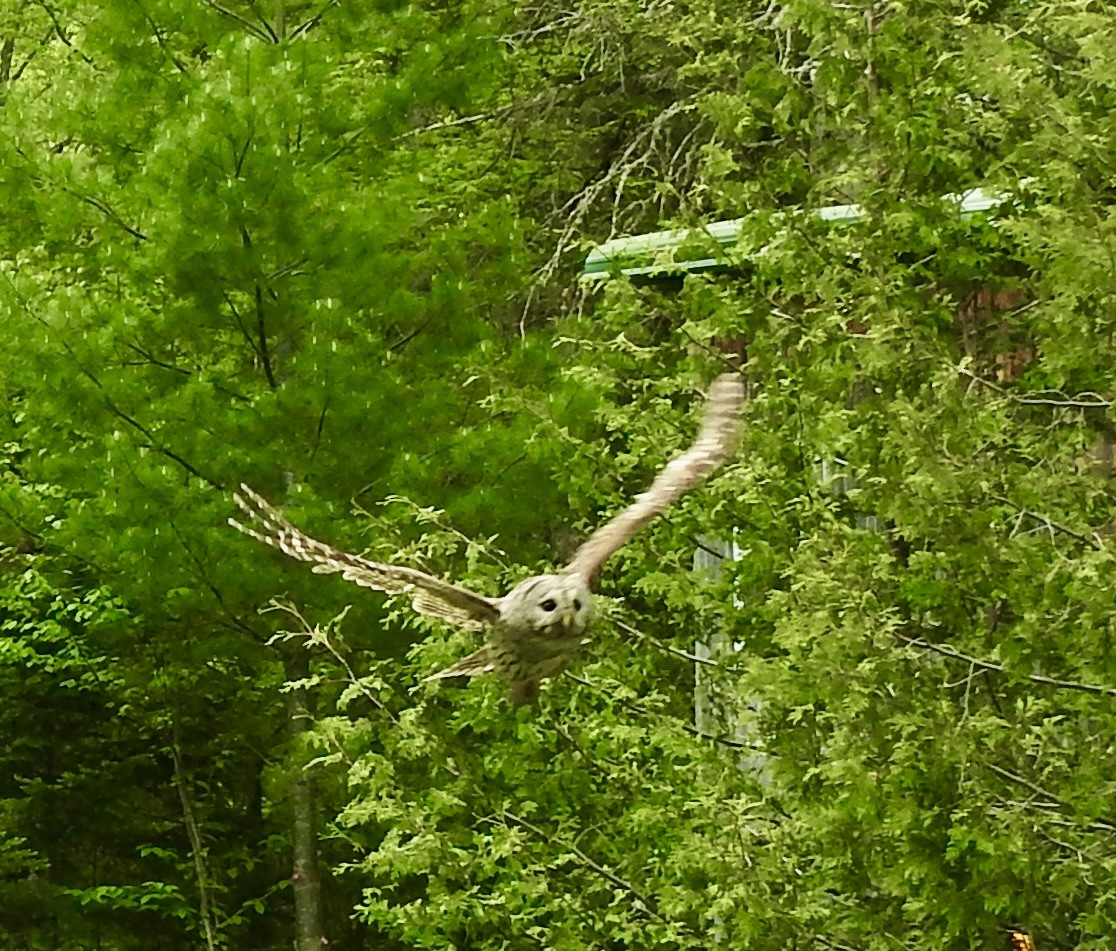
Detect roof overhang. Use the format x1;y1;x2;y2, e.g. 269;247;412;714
581;185;1018;282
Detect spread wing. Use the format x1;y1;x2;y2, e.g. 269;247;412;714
423;648;542;706
423;645;499;680
564;373;745;584
229;484;501;631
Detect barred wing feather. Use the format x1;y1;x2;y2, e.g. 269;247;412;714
230;484;500;631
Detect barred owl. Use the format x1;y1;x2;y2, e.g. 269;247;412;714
231;374;744;705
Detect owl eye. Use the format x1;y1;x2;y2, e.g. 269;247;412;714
574;599;582;611
541;599;558;612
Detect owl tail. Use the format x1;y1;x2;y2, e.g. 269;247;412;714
425;648;541;706
424;647;497;681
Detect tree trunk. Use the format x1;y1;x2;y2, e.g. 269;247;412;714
284;650;324;951
171;731;218;951
0;37;15;86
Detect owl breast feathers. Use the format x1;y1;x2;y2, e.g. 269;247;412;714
230;373;744;704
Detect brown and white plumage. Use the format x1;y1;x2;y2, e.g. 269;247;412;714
230;485;500;631
564;374;745;583
230;373;744;704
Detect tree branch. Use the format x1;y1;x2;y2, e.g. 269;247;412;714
31;0;95;63
203;1;274;42
992;495;1104;551
566;672;748;749
10;28;55;83
77;193;147;240
2;274;222;489
497;810;673;926
959;366;1113;409
895;631;1116;698
122;341;252;403
222;289;264;358
171;734;219;951
289;0;340;40
0;36;14;85
254;283;278;391
135;1;188;74
613;617;718;667
986;762;1116;835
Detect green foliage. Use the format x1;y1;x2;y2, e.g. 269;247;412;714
2;0;1116;947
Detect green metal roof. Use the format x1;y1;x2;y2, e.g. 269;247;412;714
581;185;1014;281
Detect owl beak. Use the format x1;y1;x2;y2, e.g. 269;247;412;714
561;613;574;633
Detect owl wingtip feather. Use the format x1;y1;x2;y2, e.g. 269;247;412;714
227;516;275;547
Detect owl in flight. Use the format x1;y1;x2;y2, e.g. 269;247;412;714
231;374;744;705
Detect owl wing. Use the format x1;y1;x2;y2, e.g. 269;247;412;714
564;373;744;584
229;484;501;631
423;648;541;706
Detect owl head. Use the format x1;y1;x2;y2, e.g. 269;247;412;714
500;573;594;639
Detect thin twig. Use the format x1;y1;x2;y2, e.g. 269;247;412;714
553;723;615;778
565;672;748;749
136;1;188;74
896;632;1116;698
262;599;400;726
78;193;147;240
986;762;1116;835
289;0;339;39
31;0;95;63
959;366;1113;409
992;495;1104;551
222;290;262;358
3;277;221;488
122;341;252;402
171;733;219;951
497;810;672;925
203;0;273;42
10;28;55;82
613;617;718;667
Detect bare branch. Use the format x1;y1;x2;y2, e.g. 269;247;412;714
203;1;274;42
987;762;1116;835
171;733;219;951
895;632;1116;698
613;617;718;667
993;495;1104;551
395;110;504;141
77;193;148;240
959;366;1113;409
289;0;340;40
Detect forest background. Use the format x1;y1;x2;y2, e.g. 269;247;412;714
2;1;1115;948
